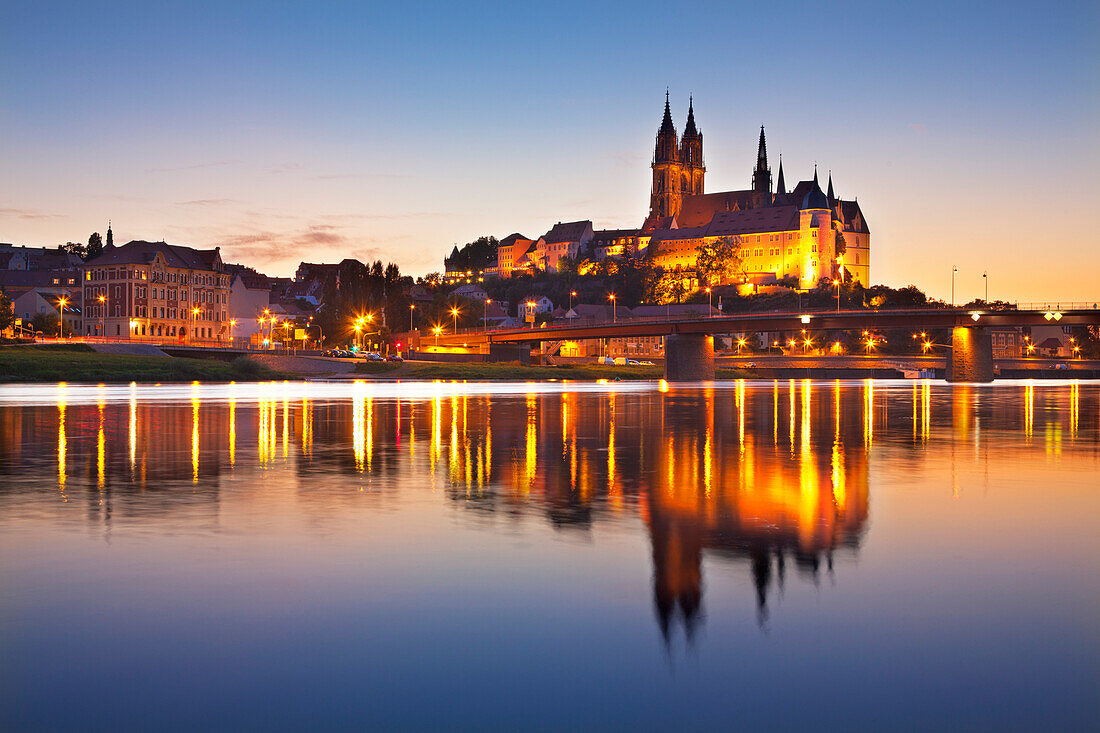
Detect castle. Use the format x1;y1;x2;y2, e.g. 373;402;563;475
488;93;870;289
641;93;870;287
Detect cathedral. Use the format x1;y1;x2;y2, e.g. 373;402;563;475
639;93;871;287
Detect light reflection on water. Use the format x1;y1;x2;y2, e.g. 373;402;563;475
1;379;1098;730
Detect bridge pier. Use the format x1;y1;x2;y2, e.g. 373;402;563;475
947;326;994;383
665;334;715;381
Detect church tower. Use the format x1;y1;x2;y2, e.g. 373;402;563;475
649;91;683;221
752;126;772;197
680;97;705;197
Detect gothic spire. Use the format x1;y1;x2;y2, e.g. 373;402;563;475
752;125;771;195
654;89;678;163
106;220;113;248
826;171;835;202
684;96;698;137
776;156;786;195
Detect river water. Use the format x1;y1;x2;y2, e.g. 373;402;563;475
1;380;1097;731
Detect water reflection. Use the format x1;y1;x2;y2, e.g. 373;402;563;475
0;380;1096;644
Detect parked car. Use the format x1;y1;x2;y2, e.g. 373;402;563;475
386;354;404;362
362;352;384;362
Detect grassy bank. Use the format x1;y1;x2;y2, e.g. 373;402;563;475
0;344;288;383
354;360;754;381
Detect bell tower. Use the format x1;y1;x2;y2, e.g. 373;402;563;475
680;97;705;197
649;91;683;221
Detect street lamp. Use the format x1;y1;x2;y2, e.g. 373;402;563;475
96;294;106;339
409;304;415;332
836;255;844;314
951;265;958;306
450;306;460;333
983;271;988;302
433;325;442;345
569;290;577;311
56;296;69;338
706;287;712;314
192;307;201;344
229;319;236;346
483;299;491;331
608;293;616;323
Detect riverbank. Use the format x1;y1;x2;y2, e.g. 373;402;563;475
0;344;288;383
353;360;755;381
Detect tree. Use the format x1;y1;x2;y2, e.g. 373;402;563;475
650;270;689;305
695;236;744;286
87;232;104;260
31;312;59;335
0;290;13;333
58;241;87;259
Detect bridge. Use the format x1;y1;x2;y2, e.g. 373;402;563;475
432;307;1100;382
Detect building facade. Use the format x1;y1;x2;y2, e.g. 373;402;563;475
82;240;231;342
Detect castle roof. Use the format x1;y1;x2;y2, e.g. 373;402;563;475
542;220;592;244
676;190;761;227
800;170;830;210
706;206;801;236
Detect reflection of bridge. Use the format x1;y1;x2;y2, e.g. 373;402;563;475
439;307;1100;382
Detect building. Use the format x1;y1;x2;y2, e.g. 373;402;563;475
82;240;231;342
534;221;593;272
225;264;272;342
0;243;83;272
641;95;870;287
496;233;536;278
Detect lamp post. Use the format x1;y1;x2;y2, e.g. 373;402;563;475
433;325;441;345
97;295;106;340
483;299;491;331
951;266;958;306
409;304;415;332
706;287;712;315
836;255;844;314
569;290;577;311
56;296;68;338
608;293;616;323
229;319;236;347
451;306;459;333
192;307;201;344
983;271;988;302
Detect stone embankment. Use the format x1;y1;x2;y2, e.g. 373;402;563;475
250;354;356;375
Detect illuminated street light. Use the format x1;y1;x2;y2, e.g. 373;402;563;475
450;306;460;333
608;293;617;323
55;296;69;338
409;304;416;332
97;294;106;339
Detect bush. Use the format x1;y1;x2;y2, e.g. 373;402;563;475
231;356;263;377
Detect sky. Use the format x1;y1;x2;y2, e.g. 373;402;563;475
1;0;1097;302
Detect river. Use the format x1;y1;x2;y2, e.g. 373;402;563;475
1;379;1097;730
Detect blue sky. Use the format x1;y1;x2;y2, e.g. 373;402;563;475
2;0;1097;300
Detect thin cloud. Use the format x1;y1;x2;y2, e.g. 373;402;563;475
908;123;927;134
146;161;231;174
176;198;239;207
0;208;62;220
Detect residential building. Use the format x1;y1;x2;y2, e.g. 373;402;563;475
82;240;231;342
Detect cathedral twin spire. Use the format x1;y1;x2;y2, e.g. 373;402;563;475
653;91;702;167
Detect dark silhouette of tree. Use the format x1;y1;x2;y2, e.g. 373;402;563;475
86;232;104;260
0;290;13;332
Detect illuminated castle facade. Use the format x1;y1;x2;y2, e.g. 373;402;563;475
641;94;871;287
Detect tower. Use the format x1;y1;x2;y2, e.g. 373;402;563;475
679;97;705;197
752;126;771;196
106;220;113;248
649;91;683;221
